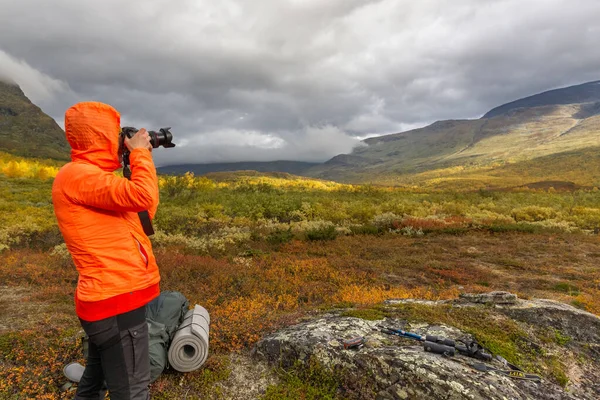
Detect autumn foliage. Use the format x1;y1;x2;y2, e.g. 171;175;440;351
1;165;600;398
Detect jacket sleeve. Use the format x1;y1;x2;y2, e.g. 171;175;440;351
68;149;159;212
147;161;160;220
130;149;160;220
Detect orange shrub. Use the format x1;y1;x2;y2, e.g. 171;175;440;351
336;285;459;305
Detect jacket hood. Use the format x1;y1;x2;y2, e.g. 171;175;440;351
65;102;122;171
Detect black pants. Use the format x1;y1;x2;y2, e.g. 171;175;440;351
75;306;150;400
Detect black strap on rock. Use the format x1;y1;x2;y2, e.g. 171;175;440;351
455;339;493;361
470;362;542;381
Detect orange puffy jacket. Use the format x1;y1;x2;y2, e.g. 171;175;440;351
52;102;160;321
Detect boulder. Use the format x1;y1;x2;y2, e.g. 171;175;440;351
457;291;519;305
497;298;600;345
254;293;600;399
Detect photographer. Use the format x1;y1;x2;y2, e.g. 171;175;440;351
52;102;160;399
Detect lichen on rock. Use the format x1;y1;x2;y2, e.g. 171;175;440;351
254;292;600;399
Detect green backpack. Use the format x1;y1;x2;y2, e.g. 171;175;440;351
145;291;190;383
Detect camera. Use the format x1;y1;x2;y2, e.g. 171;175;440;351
119;126;176;177
119;126;176;237
120;126;176;150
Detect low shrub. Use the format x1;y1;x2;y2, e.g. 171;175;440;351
0;221;60;252
552;282;580;296
371;212;402;230
511;206;557;222
306;225;338;241
349;224;382;236
391;226;424;237
267;228;295;245
151;226;252;255
487;223;539;234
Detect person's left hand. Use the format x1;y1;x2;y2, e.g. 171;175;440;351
125;128;153;152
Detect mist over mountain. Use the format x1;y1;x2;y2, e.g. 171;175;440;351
304;80;600;185
155;80;600;184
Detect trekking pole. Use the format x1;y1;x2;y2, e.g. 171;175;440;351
376;327;424;341
374;325;536;381
377;327;454;345
376;326;492;360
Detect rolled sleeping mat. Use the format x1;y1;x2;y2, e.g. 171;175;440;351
168;305;210;372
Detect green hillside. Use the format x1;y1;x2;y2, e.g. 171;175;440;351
383;146;600;190
307;81;600;187
0;80;70;161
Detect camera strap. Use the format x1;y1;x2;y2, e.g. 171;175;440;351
123;158;155;236
138;210;155;236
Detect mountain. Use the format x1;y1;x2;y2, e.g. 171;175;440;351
7;74;598;190
306;80;600;188
158;160;319;176
0;80;70;160
483;80;600;118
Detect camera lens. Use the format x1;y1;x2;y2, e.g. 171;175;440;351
148;128;175;148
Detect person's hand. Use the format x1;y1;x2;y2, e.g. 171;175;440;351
124;128;152;151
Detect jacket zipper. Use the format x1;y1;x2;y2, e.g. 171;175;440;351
134;237;148;266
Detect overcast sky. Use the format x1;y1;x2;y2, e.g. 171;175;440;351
1;0;599;166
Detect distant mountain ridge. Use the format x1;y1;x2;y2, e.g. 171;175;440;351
158;160;319;176
483;80;600;118
0;80;70;160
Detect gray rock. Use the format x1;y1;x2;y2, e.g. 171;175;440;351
386;292;600;398
254;315;583;400
255;291;600;399
457;291;519;305
496;299;600;344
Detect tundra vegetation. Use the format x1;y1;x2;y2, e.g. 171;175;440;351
0;151;599;398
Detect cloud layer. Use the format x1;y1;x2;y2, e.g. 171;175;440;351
1;0;600;165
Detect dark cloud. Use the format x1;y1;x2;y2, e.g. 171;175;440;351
1;0;600;165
